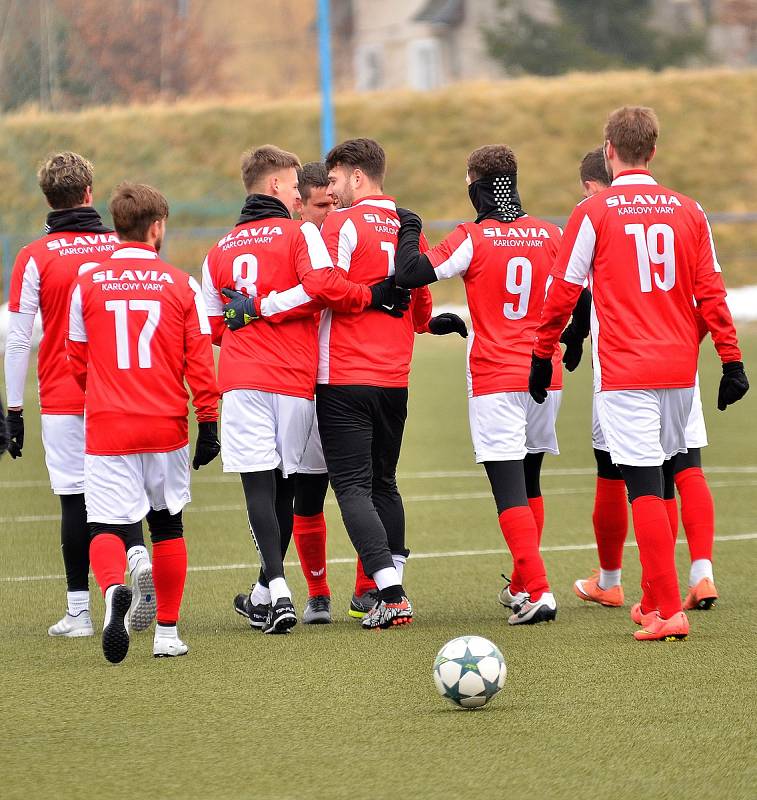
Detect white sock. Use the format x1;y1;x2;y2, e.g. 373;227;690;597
373;566;401;591
598;569;621;589
250;583;271;606
127;545;150;574
155;623;178;639
268;577;291;605
391;554;407;584
103;585;117;628
689;559;713;587
67;590;90;617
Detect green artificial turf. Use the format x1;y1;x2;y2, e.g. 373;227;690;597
1;328;755;800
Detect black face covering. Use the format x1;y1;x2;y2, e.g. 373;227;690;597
45;206;112;235
237;194;291;225
468;172;526;224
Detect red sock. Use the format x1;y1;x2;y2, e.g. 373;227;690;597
593;477;628;571
675;467;715;562
152;538;188;625
499;506;549;601
293;513;330;597
354;557;376;595
90;533;127;596
664;498;679;540
631;496;682;618
510;497;545;594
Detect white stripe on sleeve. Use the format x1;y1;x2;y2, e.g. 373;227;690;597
433;234;474;280
336;218;358;272
4;312;35;408
201;257;225;317
300;222;334;270
17;256;40;315
68;285;88;343
564;214;596;285
188;276;212;335
697;203;722;274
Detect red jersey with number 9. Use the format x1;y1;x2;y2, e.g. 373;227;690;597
423;215;563;397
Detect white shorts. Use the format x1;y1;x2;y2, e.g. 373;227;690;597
298;414;328;475
593;380;707;452
221;389;314;478
85;446;190;525
595;388;694;467
41;414;85;495
469;390;561;463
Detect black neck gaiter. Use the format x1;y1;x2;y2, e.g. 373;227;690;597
45;206;112;235
468;173;526;224
237;194;291;225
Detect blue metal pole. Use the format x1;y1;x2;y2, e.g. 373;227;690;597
317;0;335;157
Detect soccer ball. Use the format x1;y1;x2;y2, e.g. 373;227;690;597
433;635;507;710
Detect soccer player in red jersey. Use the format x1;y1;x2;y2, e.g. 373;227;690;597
4;152;156;638
203;146;410;634
67;183;220;663
571;148;723;612
531;107;748;641
396;144;568;625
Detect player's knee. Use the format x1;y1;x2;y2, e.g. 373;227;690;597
89;521;144;549
594;449;623;480
146;508;184;543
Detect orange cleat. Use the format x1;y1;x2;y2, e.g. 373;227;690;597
573;570;624;607
633;611;689;641
683;577;718;611
630;602;658;626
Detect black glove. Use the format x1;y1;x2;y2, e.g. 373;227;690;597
428;313;468;338
559;324;584;372
0;400;8;457
221;288;261;331
528;354;553;404
7;409;24;458
192;421;220;470
717;361;749;411
396;207;423;230
369;278;411;318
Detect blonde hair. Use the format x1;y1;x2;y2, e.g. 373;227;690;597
241;145;301;192
37;151;94;209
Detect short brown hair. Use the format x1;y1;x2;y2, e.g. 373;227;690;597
241;145;301;193
580;147;610;186
297;161;329;202
325;138;385;184
37;151;93;209
467;145;517;181
108;182;169;242
604;106;659;165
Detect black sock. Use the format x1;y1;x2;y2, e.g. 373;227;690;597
380;585;404;603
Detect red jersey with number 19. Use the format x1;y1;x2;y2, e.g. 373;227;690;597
424;215;563;397
67;243;219;456
535;170;741;391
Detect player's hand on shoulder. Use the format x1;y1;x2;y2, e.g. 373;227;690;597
6;409;24;458
428;313;468;338
559;324;584;372
528;353;553;404
221;288;261;331
717;361;749;411
369;277;411;318
396;207;422;229
192;421;220;470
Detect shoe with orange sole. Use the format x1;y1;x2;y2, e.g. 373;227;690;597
573;570;624;607
630;602;658;626
633;611;689;641
683;577;718;611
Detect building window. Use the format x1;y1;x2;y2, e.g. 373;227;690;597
356;44;384;91
408;37;442;90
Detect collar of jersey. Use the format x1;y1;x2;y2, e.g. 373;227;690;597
111;243;159;259
351;196;396;211
611;170;657;187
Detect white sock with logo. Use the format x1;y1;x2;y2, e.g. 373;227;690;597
598;569;622;590
127;545;150;575
250;582;271;606
268;577;291;605
689;559;714;587
391;555;407;584
67;590;90;617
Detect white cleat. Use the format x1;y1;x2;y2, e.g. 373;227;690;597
498;584;529;614
48;612;94;638
508;592;557;626
153;632;189;658
129;561;157;632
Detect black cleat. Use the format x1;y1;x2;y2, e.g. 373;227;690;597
348;589;380;619
233;593;269;630
263;597;297;634
102;585;132;664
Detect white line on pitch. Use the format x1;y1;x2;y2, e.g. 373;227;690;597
2;532;755;584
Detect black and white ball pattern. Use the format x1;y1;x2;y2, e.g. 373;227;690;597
433;635;507;709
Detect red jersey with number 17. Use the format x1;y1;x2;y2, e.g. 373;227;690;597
423;215;563;397
67;243;219;456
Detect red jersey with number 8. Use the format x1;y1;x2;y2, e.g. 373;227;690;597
537;171;741;391
423;215;563;397
67;243;218;455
